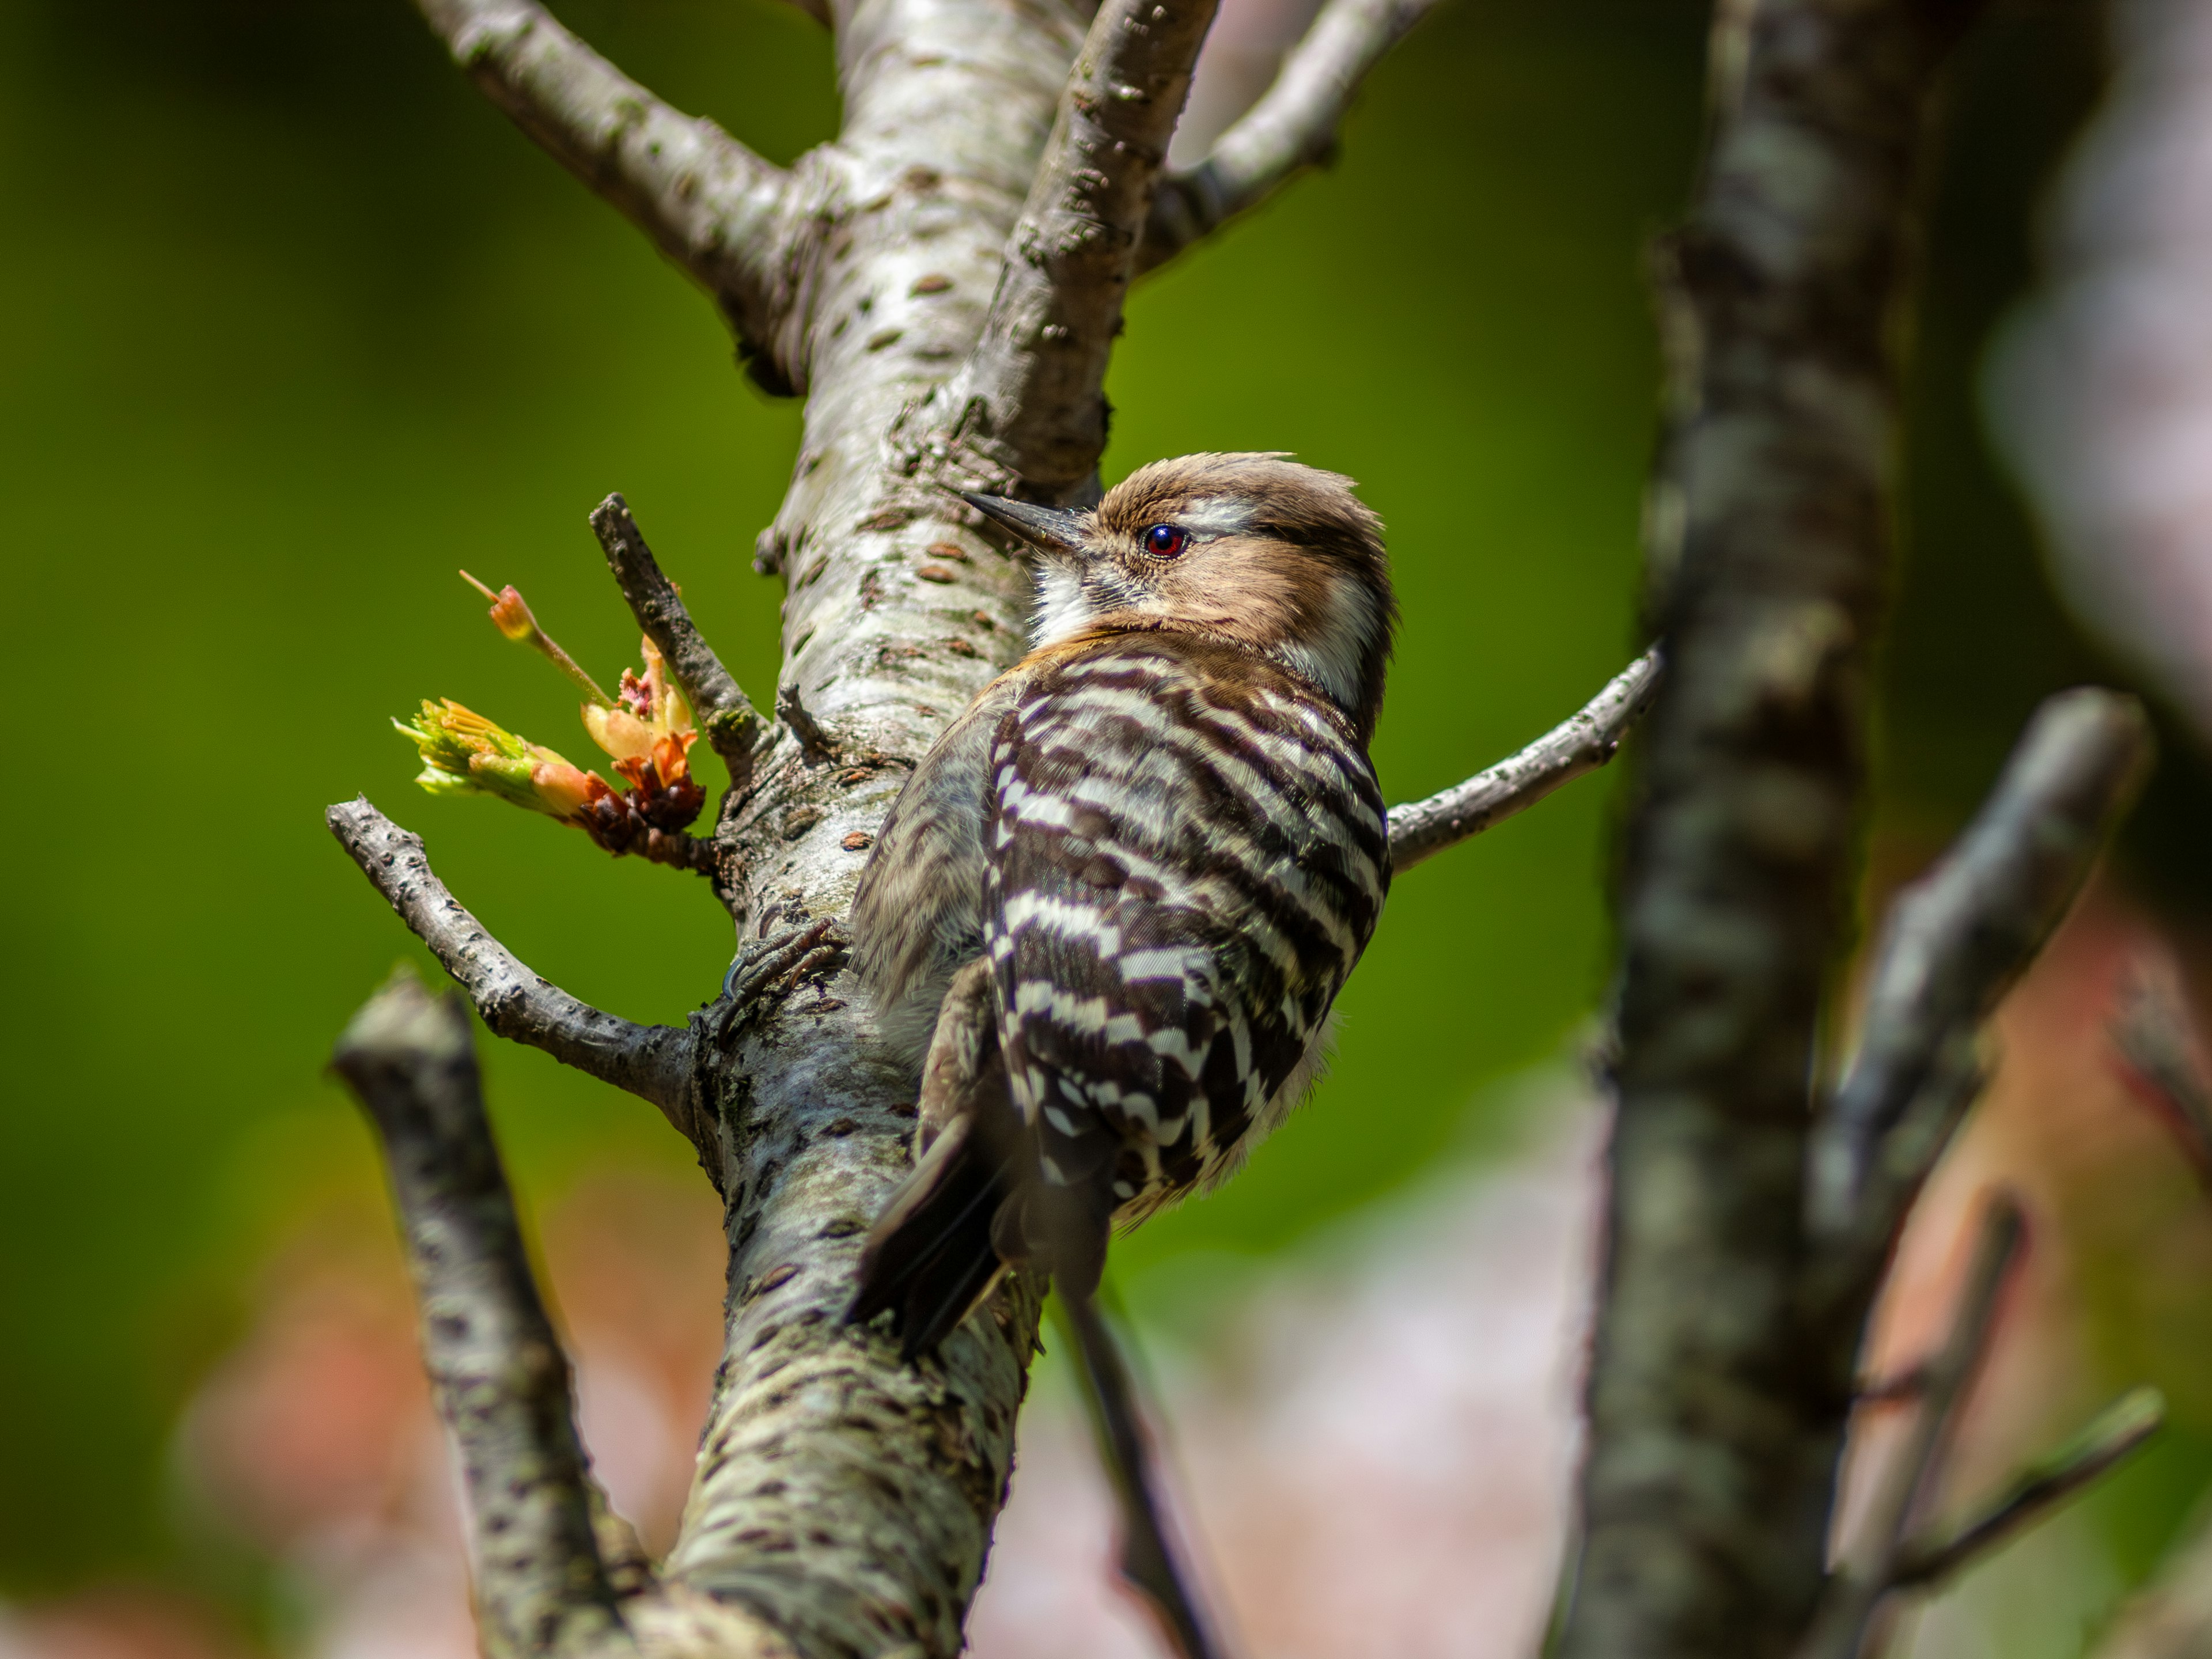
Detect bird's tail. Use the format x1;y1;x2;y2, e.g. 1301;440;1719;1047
848;1113;1016;1361
849;1109;1118;1359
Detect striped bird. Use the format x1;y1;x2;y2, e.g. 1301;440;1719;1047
846;453;1395;1358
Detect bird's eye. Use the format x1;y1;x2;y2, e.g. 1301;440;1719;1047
1143;524;1189;558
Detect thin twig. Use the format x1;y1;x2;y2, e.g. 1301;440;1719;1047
1815;1028;1991;1323
1809;688;2150;1238
589;493;764;787
1797;1191;2027;1659
327;798;696;1132
1386;649;1661;872
331;968;635;1656
411;0;794;365
1139;0;1439;274
2111;961;2212;1187
1059;1293;1225;1659
941;0;1222;495
1891;1387;2164;1590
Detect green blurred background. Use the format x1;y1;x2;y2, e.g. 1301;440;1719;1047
2;0;2196;1627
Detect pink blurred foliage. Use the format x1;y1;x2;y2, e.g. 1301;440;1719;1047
0;1586;246;1659
1992;0;2212;746
966;1093;1604;1659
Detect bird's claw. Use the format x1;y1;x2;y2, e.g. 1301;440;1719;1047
717;916;850;1039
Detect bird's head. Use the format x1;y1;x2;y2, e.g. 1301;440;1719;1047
963;453;1397;740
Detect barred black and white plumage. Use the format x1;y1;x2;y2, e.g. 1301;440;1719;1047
846;453;1395;1358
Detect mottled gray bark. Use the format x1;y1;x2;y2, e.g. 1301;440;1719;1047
331;971;634;1659
933;0;1223;498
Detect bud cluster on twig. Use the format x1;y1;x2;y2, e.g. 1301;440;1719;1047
392;574;715;876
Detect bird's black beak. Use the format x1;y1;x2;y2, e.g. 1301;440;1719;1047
960;492;1088;556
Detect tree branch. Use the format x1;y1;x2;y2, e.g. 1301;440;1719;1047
1387;648;1661;873
1799;1191;2025;1659
331;968;634;1658
1889;1386;2164;1593
938;0;1222;496
1809;688;2151;1237
1563;2;1996;1653
326;798;697;1134
412;0;796;373
2111;963;2212;1187
589;493;765;787
1138;0;1438;274
1059;1294;1224;1659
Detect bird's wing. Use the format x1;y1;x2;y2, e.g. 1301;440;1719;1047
981;635;1389;1264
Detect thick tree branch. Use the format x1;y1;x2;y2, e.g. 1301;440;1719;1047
937;0;1222;496
589;493;766;787
327;798;697;1134
331;969;633;1658
1138;0;1438;274
1810;688;2151;1237
412;0;795;370
1562;3;1993;1655
1800;1192;2025;1659
1387;648;1661;873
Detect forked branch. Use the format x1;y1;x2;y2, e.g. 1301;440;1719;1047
1800;1192;2025;1659
1139;0;1440;273
412;0;794;361
590;493;766;786
1890;1387;2164;1592
327;798;698;1134
1387;648;1661;871
942;0;1223;495
331;969;634;1658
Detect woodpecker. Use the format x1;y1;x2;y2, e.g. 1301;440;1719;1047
846;453;1395;1358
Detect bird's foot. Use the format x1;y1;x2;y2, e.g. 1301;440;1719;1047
715;916;850;1040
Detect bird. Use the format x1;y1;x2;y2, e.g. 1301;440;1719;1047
844;452;1395;1359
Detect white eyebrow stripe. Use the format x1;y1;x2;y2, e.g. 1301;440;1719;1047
1172;498;1258;538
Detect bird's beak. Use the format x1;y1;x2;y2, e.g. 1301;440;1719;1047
960;493;1088;556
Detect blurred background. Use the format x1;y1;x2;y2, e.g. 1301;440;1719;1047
7;0;2212;1654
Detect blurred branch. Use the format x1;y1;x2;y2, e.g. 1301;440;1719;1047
590;493;766;787
1810;688;2151;1238
1798;1192;2025;1659
1563;0;1997;1653
1139;0;1438;273
940;0;1221;496
410;0;796;369
1387;648;1661;872
2111;961;2212;1185
1059;1294;1225;1659
327;798;699;1137
331;968;635;1656
1890;1387;2164;1592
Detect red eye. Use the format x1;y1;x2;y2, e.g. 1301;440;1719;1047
1144;524;1188;558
